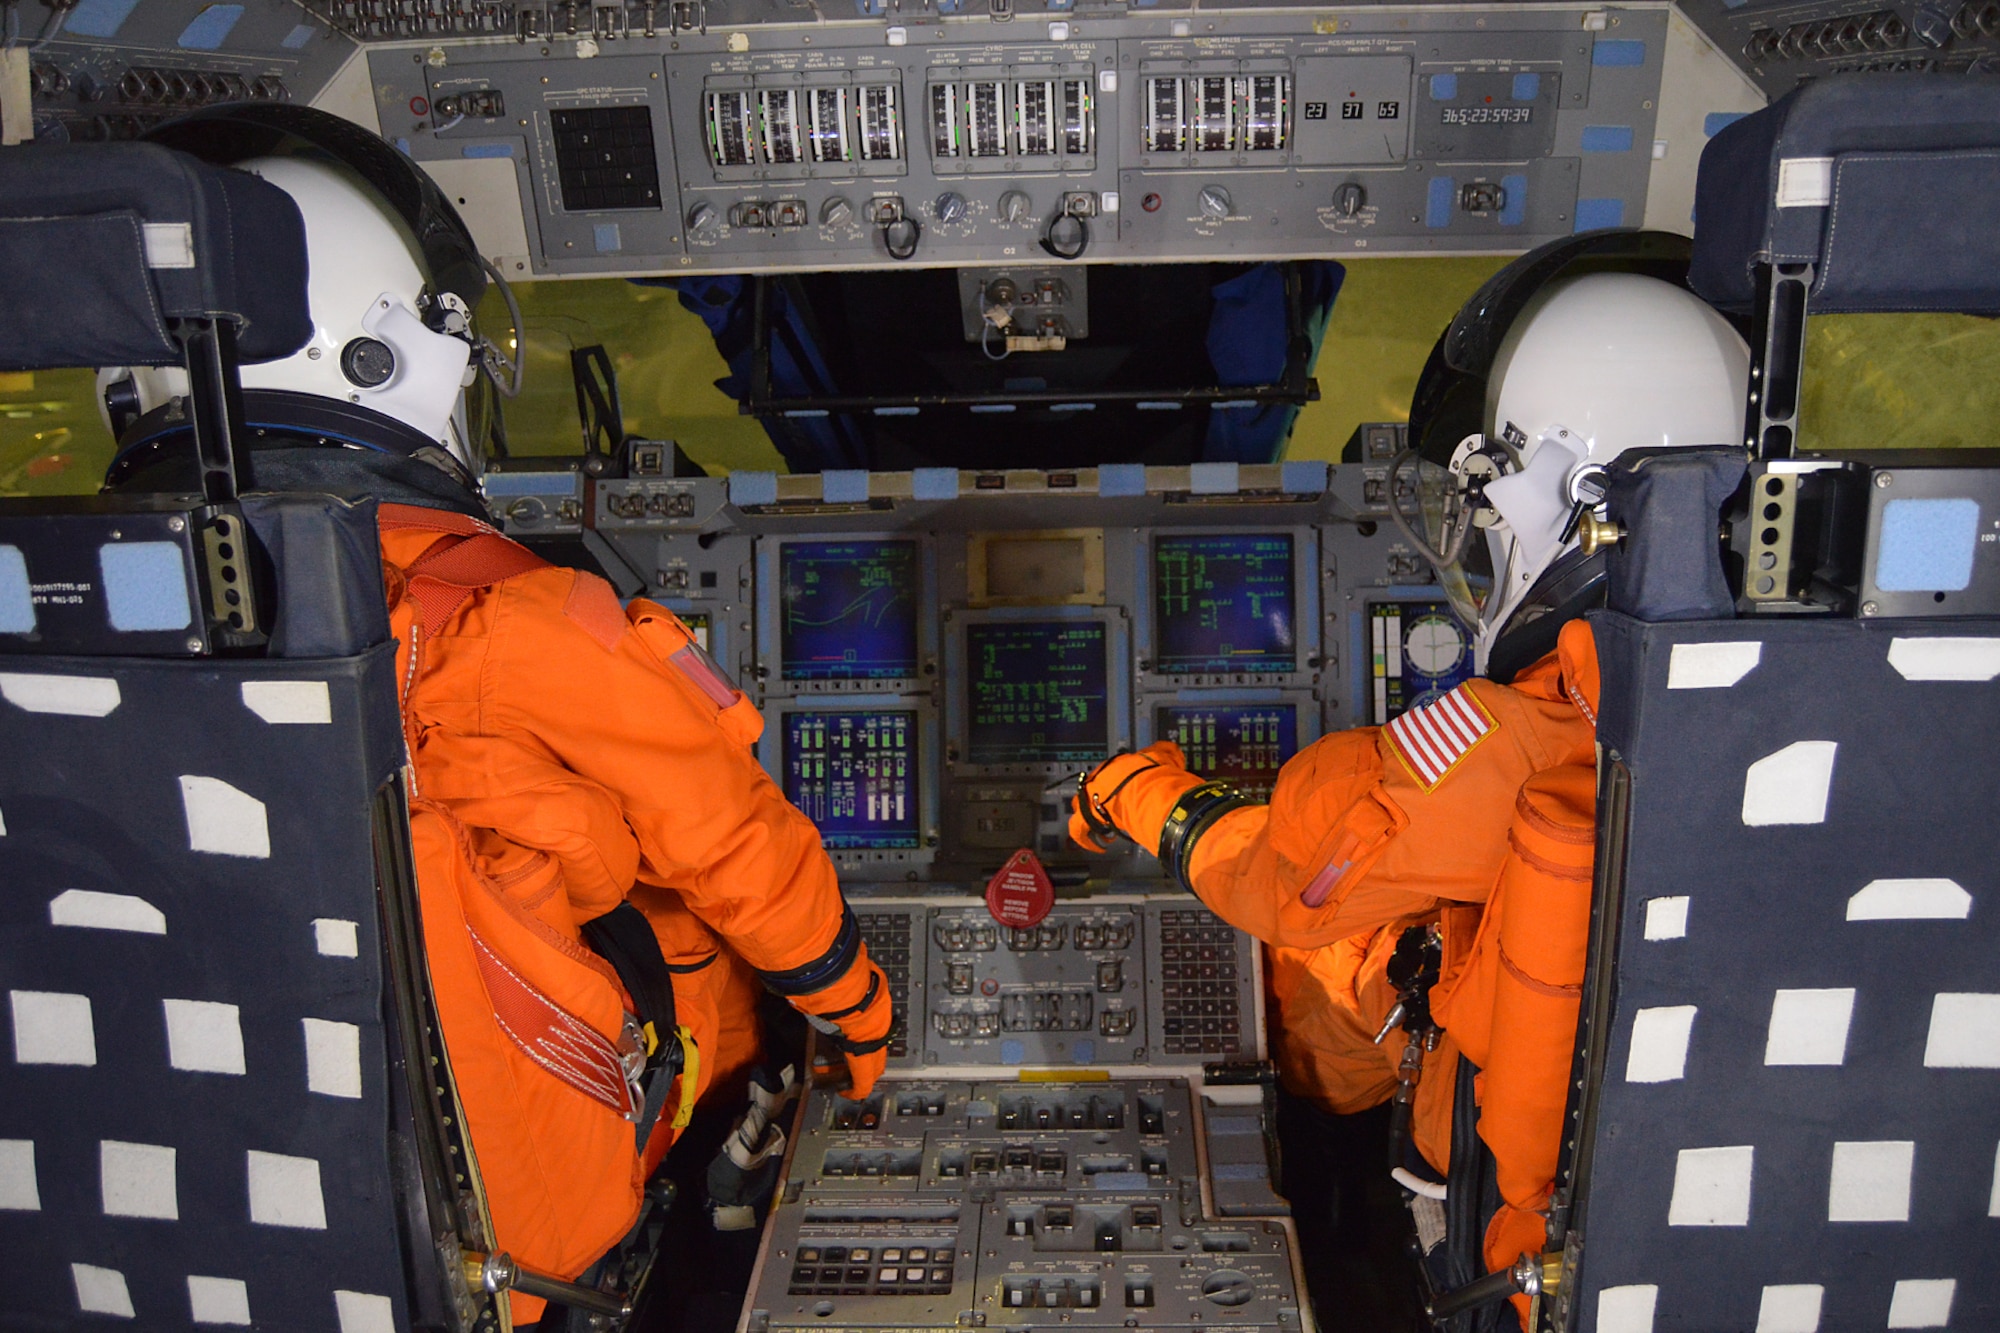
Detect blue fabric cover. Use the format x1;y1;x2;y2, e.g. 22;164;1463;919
1604;448;1748;622
662;275;866;473
0;142;311;370
1201;260;1343;464
1689;75;2000;314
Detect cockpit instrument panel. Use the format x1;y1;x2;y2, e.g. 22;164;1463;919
578;458;1443;883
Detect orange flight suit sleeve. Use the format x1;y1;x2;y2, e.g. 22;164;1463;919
472;574;891;1089
1078;633;1601;951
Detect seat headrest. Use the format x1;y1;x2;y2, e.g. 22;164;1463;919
0;140;311;371
1689;75;2000;315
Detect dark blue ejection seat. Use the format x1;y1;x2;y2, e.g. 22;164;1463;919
0;142;499;1330
1540;76;2000;1333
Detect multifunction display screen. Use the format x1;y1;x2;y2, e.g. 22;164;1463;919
779;540;919;680
966;621;1109;765
1156;704;1299;800
783;710;919;849
1153;533;1296;674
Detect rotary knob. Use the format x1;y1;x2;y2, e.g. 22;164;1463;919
1334;182;1366;218
1198;185;1232;219
820;195;854;227
998;189;1032;223
686;202;719;236
935;191;968;224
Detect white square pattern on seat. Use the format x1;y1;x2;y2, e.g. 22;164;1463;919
9;696;412;1325
1597;636;1995;1330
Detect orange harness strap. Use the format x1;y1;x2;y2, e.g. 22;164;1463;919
379;502;551;637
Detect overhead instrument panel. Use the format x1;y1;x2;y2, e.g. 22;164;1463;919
17;0;354;144
301;4;1676;274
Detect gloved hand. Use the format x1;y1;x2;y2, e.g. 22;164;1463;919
792;952;894;1101
1068;741;1205;854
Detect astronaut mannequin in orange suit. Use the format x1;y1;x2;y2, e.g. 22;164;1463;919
97;106;888;1324
1072;238;1749;1319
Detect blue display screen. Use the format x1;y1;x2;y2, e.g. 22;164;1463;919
966;621;1110;765
783;710;919;850
1153;534;1296;673
780;540;918;680
1157;705;1298;799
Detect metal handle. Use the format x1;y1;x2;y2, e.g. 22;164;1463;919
1424;1251;1560;1322
465;1251;633;1320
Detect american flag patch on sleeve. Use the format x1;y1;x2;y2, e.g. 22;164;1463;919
1386;685;1497;791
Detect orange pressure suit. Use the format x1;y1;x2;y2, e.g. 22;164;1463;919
1072;620;1601;1322
378;504;891;1322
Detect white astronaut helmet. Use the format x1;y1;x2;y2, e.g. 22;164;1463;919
100;104;517;493
100;156;474;459
1475;271;1750;658
1400;231;1750;677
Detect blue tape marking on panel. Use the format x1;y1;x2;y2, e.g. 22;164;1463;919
1136;402;1183;411
1050;402;1096;412
1000;1039;1026;1064
912;468;959;500
1281;460;1329;494
1098;463;1147;497
1429;73;1458;101
593;223;623;253
1426;177;1456;229
873;406;921;416
1215;1164;1268;1181
1071;1039;1094;1063
63;0;140;38
1592;39;1647;66
821;470;870;504
728;471;779;508
282;22;316;48
0;545;34;634
970;404;1016;414
1581;126;1636;153
1092;1172;1151;1190
1574;198;1626;232
1190;462;1240;495
1875;497;1981;591
1704;111;1750;138
1499;174;1529;226
177;4;245;50
462;142;515;159
99;542;192;633
1512;72;1542;101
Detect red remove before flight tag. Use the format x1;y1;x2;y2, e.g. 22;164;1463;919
986;848;1054;928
